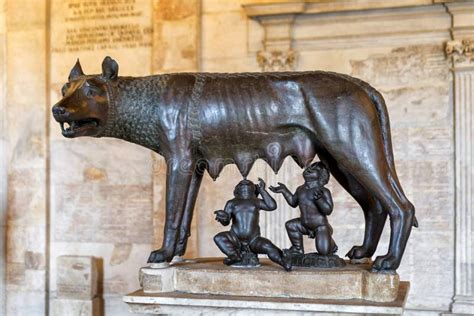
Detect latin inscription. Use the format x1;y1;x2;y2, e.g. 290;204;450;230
52;0;152;53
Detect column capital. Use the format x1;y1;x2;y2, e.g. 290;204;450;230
445;39;474;67
257;49;296;72
444;1;474;68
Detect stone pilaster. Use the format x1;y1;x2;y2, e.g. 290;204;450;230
0;0;6;313
257;14;297;71
445;2;474;314
244;4;301;72
5;0;48;314
243;5;301;247
449;62;474;315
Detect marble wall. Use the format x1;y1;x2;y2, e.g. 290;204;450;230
0;0;472;315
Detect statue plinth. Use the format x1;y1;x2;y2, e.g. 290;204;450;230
124;258;409;315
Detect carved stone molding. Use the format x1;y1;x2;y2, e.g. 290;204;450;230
446;39;474;65
257;50;296;71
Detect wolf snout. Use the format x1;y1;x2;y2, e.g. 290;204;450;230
52;106;66;116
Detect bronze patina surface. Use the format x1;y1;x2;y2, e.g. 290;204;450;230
52;57;417;271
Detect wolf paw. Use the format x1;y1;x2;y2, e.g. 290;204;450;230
372;254;400;272
346;245;371;259
147;248;174;263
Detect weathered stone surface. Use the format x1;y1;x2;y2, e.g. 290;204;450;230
124;283;410;315
153;0;200;72
110;243;133;266
51;297;101;316
57;256;98;300
139;266;175;293
4;1;48;315
139;258;400;302
54;182;153;243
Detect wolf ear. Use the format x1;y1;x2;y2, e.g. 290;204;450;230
68;59;84;81
101;56;119;80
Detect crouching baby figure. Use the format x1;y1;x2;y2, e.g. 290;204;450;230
214;178;291;271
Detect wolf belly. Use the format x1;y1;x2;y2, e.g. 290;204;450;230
196;74;319;179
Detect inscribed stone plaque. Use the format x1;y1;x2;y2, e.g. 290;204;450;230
51;0;152;53
50;0;153;82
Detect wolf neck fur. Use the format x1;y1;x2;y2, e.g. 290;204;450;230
101;76;169;153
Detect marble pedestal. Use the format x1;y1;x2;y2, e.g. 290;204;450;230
123;258;410;315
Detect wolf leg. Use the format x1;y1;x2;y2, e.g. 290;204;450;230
319;151;387;259
174;169;204;257
320;144;414;271
148;158;194;263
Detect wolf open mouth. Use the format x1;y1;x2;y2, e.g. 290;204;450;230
60;118;99;136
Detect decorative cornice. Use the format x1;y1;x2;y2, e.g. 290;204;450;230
243;1;305;18
243;0;464;18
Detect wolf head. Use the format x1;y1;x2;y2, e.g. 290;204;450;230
52;56;118;138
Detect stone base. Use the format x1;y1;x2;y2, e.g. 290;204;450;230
51;297;101;316
124;283;410;315
450;297;474;315
135;257;402;302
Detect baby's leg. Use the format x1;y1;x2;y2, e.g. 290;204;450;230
214;231;241;263
285;218;309;253
315;225;337;255
250;237;291;271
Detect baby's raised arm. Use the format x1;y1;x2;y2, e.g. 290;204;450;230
314;187;333;215
257;178;277;211
269;182;298;208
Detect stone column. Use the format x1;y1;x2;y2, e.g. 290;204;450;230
258;14;297;247
0;0;7;313
243;3;303;248
445;2;474;314
256;14;296;72
243;2;303;72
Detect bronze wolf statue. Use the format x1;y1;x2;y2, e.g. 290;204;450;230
52;56;417;271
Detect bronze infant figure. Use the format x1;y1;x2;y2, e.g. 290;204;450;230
52;56;417;272
214;178;291;271
271;162;345;268
270;162;337;257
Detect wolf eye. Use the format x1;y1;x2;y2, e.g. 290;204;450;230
84;83;102;98
61;84;69;97
85;86;100;98
85;88;94;97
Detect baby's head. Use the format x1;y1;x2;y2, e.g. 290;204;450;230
303;162;329;185
234;179;258;198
